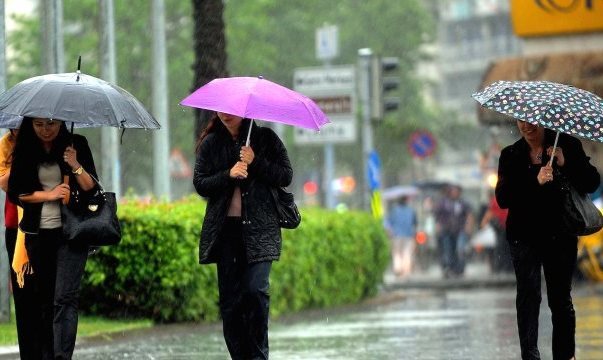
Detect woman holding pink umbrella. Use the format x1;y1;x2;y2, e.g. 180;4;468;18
194;111;292;360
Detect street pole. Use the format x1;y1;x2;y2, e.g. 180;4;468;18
42;0;64;73
99;0;121;198
358;48;373;211
151;0;171;200
0;0;10;324
316;24;338;209
323;61;336;209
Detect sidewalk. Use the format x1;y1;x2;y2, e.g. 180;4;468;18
383;261;516;291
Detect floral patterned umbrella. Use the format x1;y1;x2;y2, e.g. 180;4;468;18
472;80;603;143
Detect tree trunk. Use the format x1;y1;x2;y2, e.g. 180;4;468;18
191;0;228;139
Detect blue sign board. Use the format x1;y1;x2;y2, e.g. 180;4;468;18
367;150;381;191
408;130;436;158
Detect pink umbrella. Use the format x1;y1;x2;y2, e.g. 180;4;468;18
180;76;330;145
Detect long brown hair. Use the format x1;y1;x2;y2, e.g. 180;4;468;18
195;114;221;153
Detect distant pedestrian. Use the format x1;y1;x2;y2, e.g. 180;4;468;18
434;185;473;278
496;121;599;360
479;192;513;273
194;112;292;360
385;196;417;278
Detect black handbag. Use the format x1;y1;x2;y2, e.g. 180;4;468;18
558;175;603;236
61;177;121;246
270;187;301;229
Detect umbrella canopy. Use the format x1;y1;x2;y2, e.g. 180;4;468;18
472;80;603;143
382;185;420;201
0;72;160;129
0;112;22;129
180;76;330;131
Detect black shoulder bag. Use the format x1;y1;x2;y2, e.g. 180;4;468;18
270;187;301;229
61;175;122;246
557;173;603;236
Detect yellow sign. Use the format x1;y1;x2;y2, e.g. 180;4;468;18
511;0;603;37
370;191;383;219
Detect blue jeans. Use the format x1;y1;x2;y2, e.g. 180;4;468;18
438;231;466;275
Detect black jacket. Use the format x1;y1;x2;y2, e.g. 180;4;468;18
495;129;600;239
194;121;292;264
8;134;98;234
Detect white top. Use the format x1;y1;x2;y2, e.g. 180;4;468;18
39;162;62;229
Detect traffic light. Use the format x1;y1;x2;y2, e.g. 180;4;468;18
370;56;400;120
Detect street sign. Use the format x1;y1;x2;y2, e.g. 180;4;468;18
316;24;339;61
367;150;381;191
293;65;356;145
293;66;355;94
408;130;437;158
294;119;356;144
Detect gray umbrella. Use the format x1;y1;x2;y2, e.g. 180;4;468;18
0;72;160;129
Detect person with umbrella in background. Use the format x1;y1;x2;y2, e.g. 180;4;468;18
193;112;292;360
7;117;98;359
384;195;417;278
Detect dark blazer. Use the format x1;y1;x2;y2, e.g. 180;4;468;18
8;134;98;234
194;121;292;264
495;129;600;238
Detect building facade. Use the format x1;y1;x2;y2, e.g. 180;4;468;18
430;0;522;122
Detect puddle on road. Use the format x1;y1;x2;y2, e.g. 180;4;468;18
11;288;597;360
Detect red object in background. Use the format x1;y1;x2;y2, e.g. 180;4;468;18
415;231;427;245
4;198;18;228
339;176;356;193
489;196;508;228
303;180;318;195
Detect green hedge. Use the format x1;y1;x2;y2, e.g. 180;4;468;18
80;197;390;322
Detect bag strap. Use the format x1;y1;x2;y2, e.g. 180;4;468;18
87;172;107;194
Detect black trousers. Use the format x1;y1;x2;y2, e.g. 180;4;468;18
217;217;272;360
5;228;39;360
25;228;89;360
508;232;577;360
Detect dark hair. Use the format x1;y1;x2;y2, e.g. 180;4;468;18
195;115;252;153
12;116;72;174
195;114;221;153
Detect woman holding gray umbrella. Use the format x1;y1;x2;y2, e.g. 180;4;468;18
496;120;599;360
8;117;98;360
194;112;292;360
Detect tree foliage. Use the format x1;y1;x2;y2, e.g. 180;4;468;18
6;0;436;197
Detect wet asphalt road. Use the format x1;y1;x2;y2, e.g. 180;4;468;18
2;285;602;359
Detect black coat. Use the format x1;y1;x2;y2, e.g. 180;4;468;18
8;134;98;234
495;129;600;239
194;121;292;264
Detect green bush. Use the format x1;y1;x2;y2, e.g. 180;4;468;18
80;197;389;322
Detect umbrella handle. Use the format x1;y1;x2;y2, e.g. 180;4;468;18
245;120;254;147
62;175;70;205
547;131;560;167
